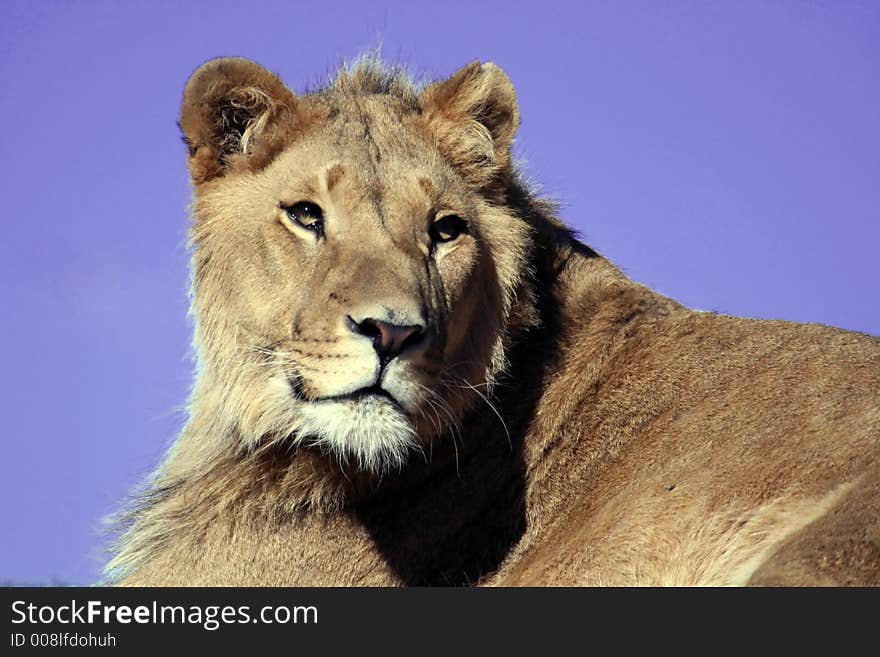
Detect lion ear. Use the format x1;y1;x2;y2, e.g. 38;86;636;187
419;61;520;188
179;57;298;184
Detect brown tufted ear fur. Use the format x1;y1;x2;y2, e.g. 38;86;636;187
419;61;520;189
180;57;299;184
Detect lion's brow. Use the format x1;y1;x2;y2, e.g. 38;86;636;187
325;163;346;192
418;177;438;204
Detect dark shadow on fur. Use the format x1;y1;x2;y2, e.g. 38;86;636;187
354;182;585;585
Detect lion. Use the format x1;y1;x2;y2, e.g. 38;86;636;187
105;57;880;586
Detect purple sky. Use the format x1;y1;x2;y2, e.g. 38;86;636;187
2;1;878;584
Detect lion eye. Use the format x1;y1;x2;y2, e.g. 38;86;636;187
283;202;324;233
430;215;467;244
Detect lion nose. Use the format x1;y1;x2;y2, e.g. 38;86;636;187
349;316;424;365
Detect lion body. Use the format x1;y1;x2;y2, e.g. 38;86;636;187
107;58;880;586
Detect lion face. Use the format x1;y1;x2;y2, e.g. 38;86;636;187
180;58;532;471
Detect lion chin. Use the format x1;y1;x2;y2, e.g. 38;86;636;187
296;395;418;473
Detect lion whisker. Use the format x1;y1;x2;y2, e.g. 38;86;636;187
445;375;512;451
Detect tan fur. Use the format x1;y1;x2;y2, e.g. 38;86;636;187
105;57;880;586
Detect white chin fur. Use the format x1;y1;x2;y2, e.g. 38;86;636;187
297;396;418;473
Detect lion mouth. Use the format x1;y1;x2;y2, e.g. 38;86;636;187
322;384;400;407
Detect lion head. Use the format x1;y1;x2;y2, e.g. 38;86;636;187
180;58;538;473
